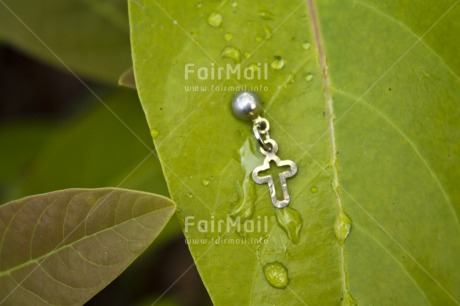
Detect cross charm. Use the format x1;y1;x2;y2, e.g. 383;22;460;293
231;91;299;208
252;141;297;208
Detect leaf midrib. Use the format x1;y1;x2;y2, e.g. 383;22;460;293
0;204;172;277
306;0;350;302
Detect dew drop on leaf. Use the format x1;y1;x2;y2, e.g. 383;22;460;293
275;207;303;244
264;26;272;39
263;261;289;289
150;128;160;139
229;140;259;220
207;12;223;27
202;178;210;186
224;32;233;41
229;177;256;220
221;46;241;62
334;209;352;244
258;10;275;20
248;63;260;71
305;73;313;82
345;292;358;305
271;56;285;70
302;42;311;50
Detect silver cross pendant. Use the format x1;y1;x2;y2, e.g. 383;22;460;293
232;91;298;208
252;139;297;208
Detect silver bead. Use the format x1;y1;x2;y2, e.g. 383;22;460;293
231;91;263;121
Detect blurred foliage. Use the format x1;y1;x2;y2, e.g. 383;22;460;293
20;89;169;197
0;121;55;201
0;0;131;83
0;89;169;202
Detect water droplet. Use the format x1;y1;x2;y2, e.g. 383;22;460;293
230;139;259;220
244;52;252;59
305;73;313;82
264;26;272;39
275;207;303;244
230;177;256;220
271;56;285;70
302;42;311;50
239;139;260;178
334;209;352;244
224;32;233;41
221;46;241;62
310;186;318;193
255;36;263;43
173;20;178;25
345;292;358;305
196;2;202;8
207;12;223;27
263;262;289;289
248;63;260;71
150;128;160;139
202;178;210;186
187;192;193;198
232;1;237;7
258;10;275;20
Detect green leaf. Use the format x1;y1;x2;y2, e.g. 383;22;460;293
130;0;460;305
0;0;131;83
20;89;168;198
0;188;175;305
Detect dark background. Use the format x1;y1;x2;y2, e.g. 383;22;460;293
0;45;212;306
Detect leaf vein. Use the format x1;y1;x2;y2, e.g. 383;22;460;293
354;0;460;82
353;223;431;303
343;188;460;304
336;89;459;228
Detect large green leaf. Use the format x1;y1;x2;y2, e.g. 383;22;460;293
0;188;175;305
130;0;460;304
0;0;130;83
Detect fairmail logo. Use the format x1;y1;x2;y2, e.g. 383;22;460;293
184;63;269;81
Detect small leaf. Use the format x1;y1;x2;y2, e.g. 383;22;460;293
0;188;175;305
119;67;137;89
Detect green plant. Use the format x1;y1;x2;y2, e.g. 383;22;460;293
1;0;459;305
